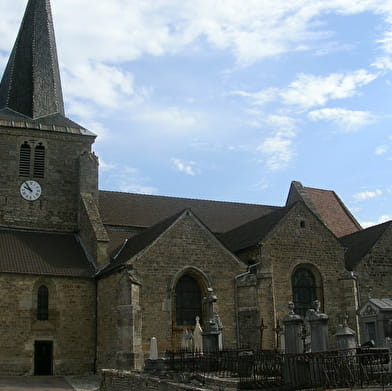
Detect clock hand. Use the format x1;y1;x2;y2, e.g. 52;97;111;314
24;184;33;192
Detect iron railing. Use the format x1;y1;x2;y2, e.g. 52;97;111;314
165;348;392;390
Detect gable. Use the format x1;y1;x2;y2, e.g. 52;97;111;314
130;210;245;273
262;201;344;257
286;181;361;238
340;221;392;271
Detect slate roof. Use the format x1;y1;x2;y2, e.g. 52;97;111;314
99;190;281;233
368;298;392;310
340;221;391;271
0;228;94;277
0;0;84;129
218;206;290;253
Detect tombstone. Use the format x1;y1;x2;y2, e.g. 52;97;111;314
214;312;223;350
150;336;158;359
358;298;392;347
306;300;329;352
193;316;203;352
335;315;357;350
283;302;304;354
181;329;193;351
144;337;167;375
202;288;221;351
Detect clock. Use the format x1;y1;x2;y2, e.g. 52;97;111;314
20;180;42;201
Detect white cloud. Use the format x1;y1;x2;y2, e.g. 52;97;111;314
172;158;200;176
134;107;197;129
361;215;391;228
308;108;375;130
353;189;383;201
98;158;116;172
375;145;389;155
231;88;279;105
246;112;297;137
372;56;392;70
257;136;295;170
234;70;378;110
101;165;157;194
281;70;378;109
63;62;134;109
119;183;157;194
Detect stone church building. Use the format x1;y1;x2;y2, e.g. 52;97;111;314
0;0;391;376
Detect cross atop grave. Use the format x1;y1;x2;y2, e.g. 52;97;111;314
274;320;283;349
259;319;268;350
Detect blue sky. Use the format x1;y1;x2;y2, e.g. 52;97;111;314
1;0;392;228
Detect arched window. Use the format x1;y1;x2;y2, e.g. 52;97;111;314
33;143;45;178
37;285;49;320
292;266;323;317
175;275;202;326
19;142;31;177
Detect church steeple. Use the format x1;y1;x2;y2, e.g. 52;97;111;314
0;0;65;121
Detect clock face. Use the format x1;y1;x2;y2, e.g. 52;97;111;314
20;180;42;201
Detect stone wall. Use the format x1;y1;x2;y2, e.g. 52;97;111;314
355;225;392;306
121;212;247;361
97;270;143;371
236;202;349;349
265;202;347;348
0;273;95;375
0;125;95;232
100;369;237;391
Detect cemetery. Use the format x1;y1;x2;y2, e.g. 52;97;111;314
100;300;392;391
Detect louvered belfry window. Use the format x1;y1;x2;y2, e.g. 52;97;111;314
37;285;49;321
19;141;45;178
19;142;31;177
33;143;45;178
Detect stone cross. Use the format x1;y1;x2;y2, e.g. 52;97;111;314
274;320;283;349
204;288;218;332
259;319;268;350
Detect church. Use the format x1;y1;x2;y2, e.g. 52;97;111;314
0;0;391;376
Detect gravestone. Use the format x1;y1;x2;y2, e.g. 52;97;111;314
193;316;203;352
283;302;303;354
335;315;357;350
358;298;392;347
144;337;167;375
306;300;329;352
202;288;221;351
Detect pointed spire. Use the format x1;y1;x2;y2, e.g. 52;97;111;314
0;0;65;120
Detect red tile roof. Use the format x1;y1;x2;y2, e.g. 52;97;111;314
304;187;362;237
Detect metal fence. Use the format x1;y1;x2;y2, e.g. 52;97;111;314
165;348;392;390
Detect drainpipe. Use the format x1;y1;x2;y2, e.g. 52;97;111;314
94;278;98;374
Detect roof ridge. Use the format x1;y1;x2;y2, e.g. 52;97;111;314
99;189;281;209
342;219;391;240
